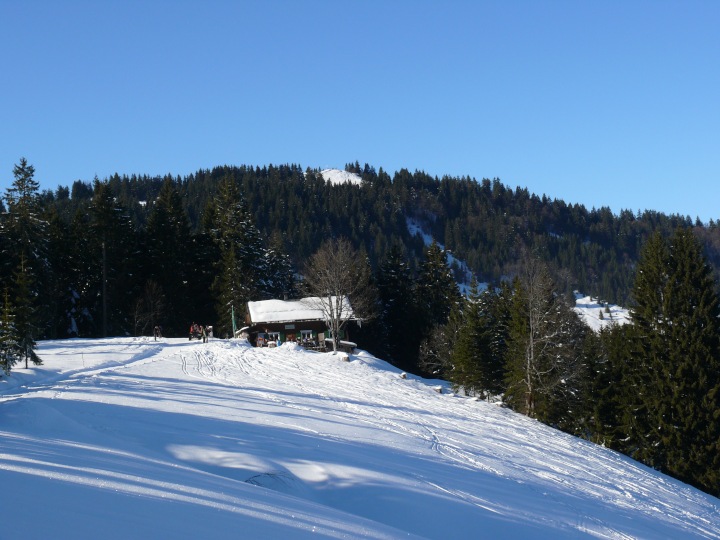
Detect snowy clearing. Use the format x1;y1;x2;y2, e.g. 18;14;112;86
1;337;717;539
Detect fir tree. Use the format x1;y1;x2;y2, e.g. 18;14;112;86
449;278;487;396
0;288;22;375
207;176;264;331
416;241;461;331
86;180;137;336
626;228;720;495
144;178;193;334
13;254;41;368
415;241;462;377
481;282;513;396
375;243;419;372
1;158;51;335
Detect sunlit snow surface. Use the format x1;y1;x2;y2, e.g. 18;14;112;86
1;337;718;539
574;294;631;332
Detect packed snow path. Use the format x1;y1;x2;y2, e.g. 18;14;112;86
1;337;719;539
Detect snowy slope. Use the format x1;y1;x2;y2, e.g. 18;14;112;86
574;294;631;332
1;338;718;539
320;168;363;185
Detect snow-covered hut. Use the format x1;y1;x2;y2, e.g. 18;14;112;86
246;296;356;350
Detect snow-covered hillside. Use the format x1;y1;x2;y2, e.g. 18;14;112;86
320;168;363;185
1;337;717;539
574;294;631;332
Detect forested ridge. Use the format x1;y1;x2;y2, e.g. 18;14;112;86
3;158;720;497
33;161;720;304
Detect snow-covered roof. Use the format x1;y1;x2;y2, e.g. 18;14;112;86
247;296;354;324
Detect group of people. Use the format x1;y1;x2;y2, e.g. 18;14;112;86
189;322;212;343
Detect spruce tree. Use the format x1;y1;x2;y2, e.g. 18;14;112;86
207;176;263;330
416;241;461;330
415;242;462;378
376;243;418;372
0;288;22;375
1;158;51;336
144;178;192;334
86;180;137;336
13;254;41;368
449;278;486;396
626;228;720;494
589;324;633;449
481;282;513;397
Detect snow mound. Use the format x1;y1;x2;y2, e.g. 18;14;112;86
320;168;362;185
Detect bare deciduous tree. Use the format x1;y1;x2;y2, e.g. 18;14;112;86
302;238;376;352
134;280;166;337
505;256;587;425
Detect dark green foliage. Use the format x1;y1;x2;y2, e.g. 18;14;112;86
416;241;462;331
32;162;720;316
142;178;194;334
588;324;634;449
449;281;512;399
449;279;487;396
87;181;138;337
1;158;52;337
415;242;463;378
373;244;420;371
12;255;41;368
418;300;463;379
206;176;265;335
0;288;22;375
621;228;720;495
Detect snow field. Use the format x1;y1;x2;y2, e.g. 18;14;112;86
1;337;718;539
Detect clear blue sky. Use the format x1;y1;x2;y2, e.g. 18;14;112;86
2;1;719;221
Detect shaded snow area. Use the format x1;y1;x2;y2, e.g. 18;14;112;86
2;338;718;539
574;293;632;332
320;169;362;185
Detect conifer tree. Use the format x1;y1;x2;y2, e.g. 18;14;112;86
376;243;418;371
144;178;193;334
588;324;633;448
450;281;512;399
212;246;252;336
13;254;41;368
481;282;513;396
0;288;22;375
260;232;297;300
626;228;720;494
1;158;51;335
3;158;46;266
418;300;463;379
85;180;137;336
449;278;486;396
415;242;462;377
416;241;461;330
207;176;264;331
